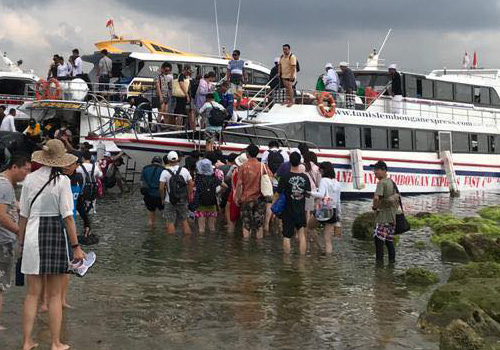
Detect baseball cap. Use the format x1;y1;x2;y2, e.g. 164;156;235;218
167;151;179;162
388;63;397;70
104;151;111;157
372;160;388;170
151;156;162;164
339;61;348;67
325;63;333;69
274;56;280;64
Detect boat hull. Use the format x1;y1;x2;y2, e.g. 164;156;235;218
108;136;500;194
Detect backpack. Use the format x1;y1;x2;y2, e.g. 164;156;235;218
267;150;284;174
80;163;98;202
208;103;226;127
166;167;188;205
197;175;218;206
141;164;164;197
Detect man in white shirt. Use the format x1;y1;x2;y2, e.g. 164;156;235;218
0;109;16;132
97;49;113;92
323;63;340;95
72;49;83;76
56;56;70;79
159;151;194;234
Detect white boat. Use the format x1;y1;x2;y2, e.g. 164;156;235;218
101;52;500;195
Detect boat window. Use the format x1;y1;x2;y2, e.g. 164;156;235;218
245;69;253;85
398;129;413;151
371;128;388;149
363;128;372;148
202;65;220;80
474;87;490;104
390;129;399;149
490;89;500;106
305;123;332;148
422;79;434;99
452;133;470;152
334;127;345;147
489;135;496;153
280;123;305;142
220;67;227;80
253;70;269;85
0;79;30;96
345;126;361;148
151;44;162;52
404;75;418;98
477;134;488;153
415;130;437;151
137;61;163;78
470;134;478;152
434;81;453;100
454;84;472;103
353;73;390;89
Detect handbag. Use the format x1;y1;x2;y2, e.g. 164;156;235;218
314;196;336;222
390;180;411;235
260;164;273;200
271;192;286;216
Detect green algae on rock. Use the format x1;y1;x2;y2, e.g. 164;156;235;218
448;262;500;282
478;206;500;222
441;241;470;263
440;319;486;350
404;267;440;286
352;211;376;240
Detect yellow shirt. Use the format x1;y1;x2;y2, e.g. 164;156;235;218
280;54;297;79
27;124;41;136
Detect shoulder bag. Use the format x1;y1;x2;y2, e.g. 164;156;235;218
260;164;273;200
390;180;411;235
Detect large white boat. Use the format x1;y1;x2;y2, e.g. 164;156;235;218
98;54;500;195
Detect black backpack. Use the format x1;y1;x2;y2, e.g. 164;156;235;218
198;175;218;206
166;167;188;205
208;103;226;127
80;163;98;202
267;150;284;174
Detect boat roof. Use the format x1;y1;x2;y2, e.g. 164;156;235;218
91;37;270;73
0;71;38;81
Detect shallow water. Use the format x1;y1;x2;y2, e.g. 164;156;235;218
2;190;500;350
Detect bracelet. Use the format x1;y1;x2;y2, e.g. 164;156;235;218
71;243;80;249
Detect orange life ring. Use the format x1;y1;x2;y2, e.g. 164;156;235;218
35;79;48;100
46;78;62;100
316;92;336;118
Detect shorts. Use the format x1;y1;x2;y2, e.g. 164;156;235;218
373;223;395;242
229;83;243;95
0;242;14;292
204;129;220;142
144;195;164;212
164;200;189;223
241;198;266;231
195;205;218;218
282;214;306;238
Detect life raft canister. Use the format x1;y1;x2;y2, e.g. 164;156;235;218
35;79;48;100
46;78;62;100
316;91;336;118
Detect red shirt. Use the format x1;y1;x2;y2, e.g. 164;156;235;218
237;158;271;203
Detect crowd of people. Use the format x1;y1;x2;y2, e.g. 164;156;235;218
140;142;400;261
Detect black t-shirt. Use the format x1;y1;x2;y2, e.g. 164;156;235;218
134;96;152;110
277;172;311;219
392;72;402;95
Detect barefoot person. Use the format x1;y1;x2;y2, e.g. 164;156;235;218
0;155;31;330
18;139;85;350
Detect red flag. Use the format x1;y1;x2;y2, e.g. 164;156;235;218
106;19;114;28
472;51;478;69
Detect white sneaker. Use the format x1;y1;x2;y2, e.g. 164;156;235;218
69;252;96;277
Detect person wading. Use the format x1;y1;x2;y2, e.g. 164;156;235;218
18;139;85;350
141;156;165;227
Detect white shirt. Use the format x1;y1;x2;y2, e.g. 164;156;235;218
99;56;113;76
199;100;225;119
57;63;70;77
73;56;83;75
159;165;192;202
261;148;290;165
20;167;74;219
310;177;342;216
323;68;340;92
76;162;103;181
0;114;16;132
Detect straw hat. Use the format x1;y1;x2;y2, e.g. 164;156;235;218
235;153;248;167
32;139;78;167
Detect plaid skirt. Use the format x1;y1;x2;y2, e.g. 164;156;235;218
22;216;69;275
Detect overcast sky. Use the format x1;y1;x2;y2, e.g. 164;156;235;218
1;0;500;87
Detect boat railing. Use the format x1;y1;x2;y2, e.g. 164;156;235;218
278;86;500;125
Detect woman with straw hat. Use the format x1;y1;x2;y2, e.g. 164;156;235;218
18;139;84;350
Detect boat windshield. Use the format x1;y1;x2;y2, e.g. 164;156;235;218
353;72;390;90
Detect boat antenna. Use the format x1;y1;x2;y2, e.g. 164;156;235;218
233;0;242;51
378;28;392;57
214;0;221;57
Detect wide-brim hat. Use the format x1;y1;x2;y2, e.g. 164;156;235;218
196;158;213;176
235;153;248;167
32;139;78;167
